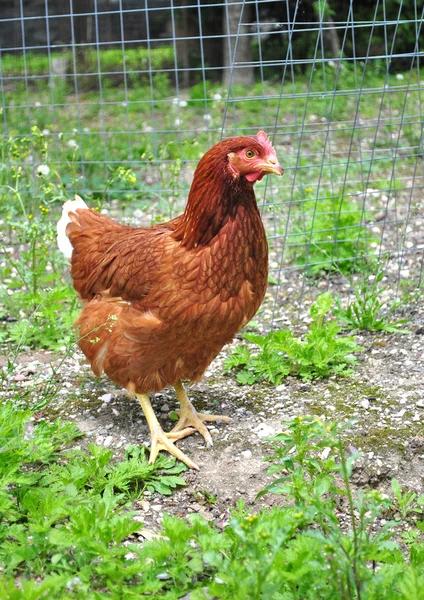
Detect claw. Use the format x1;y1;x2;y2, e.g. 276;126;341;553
149;427;199;470
173;381;231;447
136;392;199;470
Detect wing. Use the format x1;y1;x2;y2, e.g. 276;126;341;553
66;208;177;300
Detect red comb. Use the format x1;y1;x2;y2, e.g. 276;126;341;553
256;130;275;154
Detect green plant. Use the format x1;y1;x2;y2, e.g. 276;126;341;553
0;403;186;594
334;268;410;334
0;128;82;351
288;194;373;275
40;443;187;499
225;292;363;384
193;489;217;506
1;404;424;599
391;479;424;521
254;416;424;599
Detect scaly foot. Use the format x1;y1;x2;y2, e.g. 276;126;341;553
172;381;231;447
136;392;198;470
149;426;199;470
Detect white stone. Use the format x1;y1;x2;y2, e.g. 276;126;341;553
321;447;331;459
255;423;275;439
100;393;113;403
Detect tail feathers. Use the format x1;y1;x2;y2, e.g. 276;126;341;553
57;194;88;259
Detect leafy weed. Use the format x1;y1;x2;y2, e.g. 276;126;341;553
225;292;363;384
334;267;410;334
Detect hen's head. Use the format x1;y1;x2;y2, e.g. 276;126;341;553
225;130;283;183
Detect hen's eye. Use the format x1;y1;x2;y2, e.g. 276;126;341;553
245;149;255;159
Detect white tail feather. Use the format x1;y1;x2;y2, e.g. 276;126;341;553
57;194;88;259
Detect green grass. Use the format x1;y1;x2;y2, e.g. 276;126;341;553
0;407;423;599
1;46;175;78
286;193;374;275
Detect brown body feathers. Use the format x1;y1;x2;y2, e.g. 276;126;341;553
64;134;280;394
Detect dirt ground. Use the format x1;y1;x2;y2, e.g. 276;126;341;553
2;291;423;532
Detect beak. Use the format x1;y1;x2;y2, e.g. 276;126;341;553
258;157;283;176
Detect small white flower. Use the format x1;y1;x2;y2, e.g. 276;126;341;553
37;164;50;177
83;127;90;132
142;123;153;133
24;423;35;440
174;118;181;127
203;113;212;122
66;576;82;590
396;73;404;80
67;139;78;149
35;101;41;107
121;102;127;107
172;97;179;105
328;60;335;68
213;92;222;101
178;100;188;108
42;128;50;136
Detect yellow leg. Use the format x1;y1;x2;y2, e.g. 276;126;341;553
171;380;231;447
136;393;199;470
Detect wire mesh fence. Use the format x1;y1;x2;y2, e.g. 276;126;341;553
1;0;423;320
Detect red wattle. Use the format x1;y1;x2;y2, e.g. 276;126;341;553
245;171;263;182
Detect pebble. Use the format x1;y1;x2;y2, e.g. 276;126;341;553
133;515;144;523
416;400;424;409
321;447;331;459
103;435;114;447
392;409;406;418
13;374;27;382
161;403;170;413
240;449;252;460
100;393;113;403
255;423;275;439
361;399;370;410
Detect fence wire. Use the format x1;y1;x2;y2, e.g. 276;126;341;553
0;0;423;320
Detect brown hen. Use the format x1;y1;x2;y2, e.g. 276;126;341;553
57;131;283;469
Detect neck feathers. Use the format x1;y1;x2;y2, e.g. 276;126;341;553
173;146;257;249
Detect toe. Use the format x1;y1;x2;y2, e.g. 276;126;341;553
167;427;196;441
149;429;199;470
197;412;232;424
